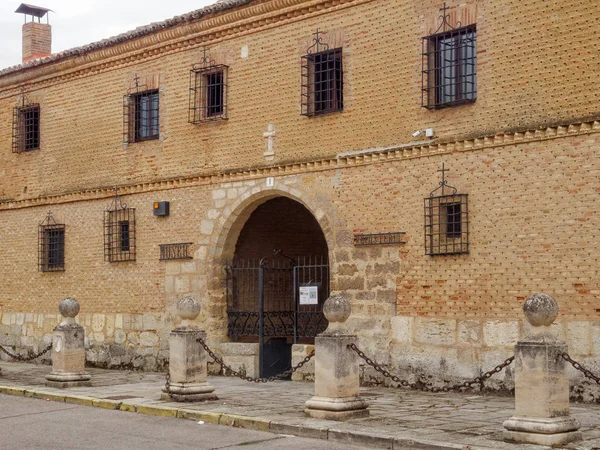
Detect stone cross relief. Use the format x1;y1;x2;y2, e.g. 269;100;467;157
263;124;276;161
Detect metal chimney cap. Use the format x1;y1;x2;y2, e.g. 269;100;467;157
15;3;52;18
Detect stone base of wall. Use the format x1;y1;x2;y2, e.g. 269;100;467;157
0;312;170;371
218;343;259;378
381;316;600;401
4;310;600;402
291;344;315;382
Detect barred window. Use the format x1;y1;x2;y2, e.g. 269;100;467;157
422;6;476;109
188;50;228;124
424;165;469;256
123;87;159;143
301;30;343;116
12;104;40;153
104;189;136;262
38;212;64;272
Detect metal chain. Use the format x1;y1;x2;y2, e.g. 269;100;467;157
164;369;174;398
196;336;315;383
559;352;600;385
0;343;53;362
348;343;514;393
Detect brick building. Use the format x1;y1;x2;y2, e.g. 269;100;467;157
1;0;599;394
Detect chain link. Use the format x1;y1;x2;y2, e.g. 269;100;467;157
559;352;600;385
0;343;53;362
196;336;314;383
348;343;514;393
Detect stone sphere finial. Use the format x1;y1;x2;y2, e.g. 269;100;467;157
523;293;559;327
58;297;80;318
177;296;201;321
323;294;351;324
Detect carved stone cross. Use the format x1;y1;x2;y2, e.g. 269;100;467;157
263;124;276;161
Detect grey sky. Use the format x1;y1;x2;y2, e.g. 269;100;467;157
0;0;216;70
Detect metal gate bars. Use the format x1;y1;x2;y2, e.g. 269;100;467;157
225;250;329;377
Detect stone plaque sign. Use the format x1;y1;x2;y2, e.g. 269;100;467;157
353;232;405;246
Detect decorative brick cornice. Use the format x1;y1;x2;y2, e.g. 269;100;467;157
1;119;598;211
0;0;371;93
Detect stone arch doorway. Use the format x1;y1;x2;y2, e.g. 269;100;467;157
226;197;330;377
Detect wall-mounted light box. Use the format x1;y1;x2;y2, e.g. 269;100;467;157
153;201;170;216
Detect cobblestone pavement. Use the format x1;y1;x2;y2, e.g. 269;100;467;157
1;361;600;450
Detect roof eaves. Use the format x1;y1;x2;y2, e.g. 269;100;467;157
0;0;254;78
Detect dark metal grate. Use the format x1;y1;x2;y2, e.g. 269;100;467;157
188;48;228;124
123;75;159;143
159;243;193;260
226;254;329;341
422;3;476;109
424;164;469;255
104;188;136;262
38;211;65;272
12;86;40;153
301;29;343;116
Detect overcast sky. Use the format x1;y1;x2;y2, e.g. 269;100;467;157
0;0;217;70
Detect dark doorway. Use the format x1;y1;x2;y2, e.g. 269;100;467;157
226;198;329;378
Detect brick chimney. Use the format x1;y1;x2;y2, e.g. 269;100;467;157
15;4;53;64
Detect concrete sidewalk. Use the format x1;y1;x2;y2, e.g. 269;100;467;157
1;362;599;450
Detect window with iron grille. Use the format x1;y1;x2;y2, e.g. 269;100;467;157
301;30;343;116
123;76;159;144
104;188;136;262
424;164;469;256
422;4;476;109
12;104;40;153
38;211;65;272
189;49;228;123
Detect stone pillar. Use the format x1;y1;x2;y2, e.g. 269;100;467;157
503;293;582;446
45;298;91;388
305;294;369;420
161;296;217;402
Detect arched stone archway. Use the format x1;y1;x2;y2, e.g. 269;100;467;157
207;187;335;268
200;185;334;377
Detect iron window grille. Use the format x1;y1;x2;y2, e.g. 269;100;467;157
188;48;229;124
12;86;40;153
38;211;65;272
422;3;476;109
424;164;469;256
104;187;136;262
123;75;159;143
301;29;343;116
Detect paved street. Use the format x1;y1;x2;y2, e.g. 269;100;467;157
2;361;600;449
0;395;372;450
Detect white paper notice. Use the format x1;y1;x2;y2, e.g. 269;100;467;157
299;286;318;305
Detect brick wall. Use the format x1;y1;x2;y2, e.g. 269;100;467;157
21;22;52;63
1;0;600;391
1;0;598;201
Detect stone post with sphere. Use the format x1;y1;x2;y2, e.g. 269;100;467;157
503;293;582;446
304;294;369;420
161;296;217;402
45;298;91;388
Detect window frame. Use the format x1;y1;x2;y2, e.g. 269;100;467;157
12;104;41;153
424;193;469;256
301;47;344;117
38;217;65;272
123;89;160;144
422;25;477;109
104;208;136;262
188;64;229;124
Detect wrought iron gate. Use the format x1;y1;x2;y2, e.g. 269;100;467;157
226;250;329;377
